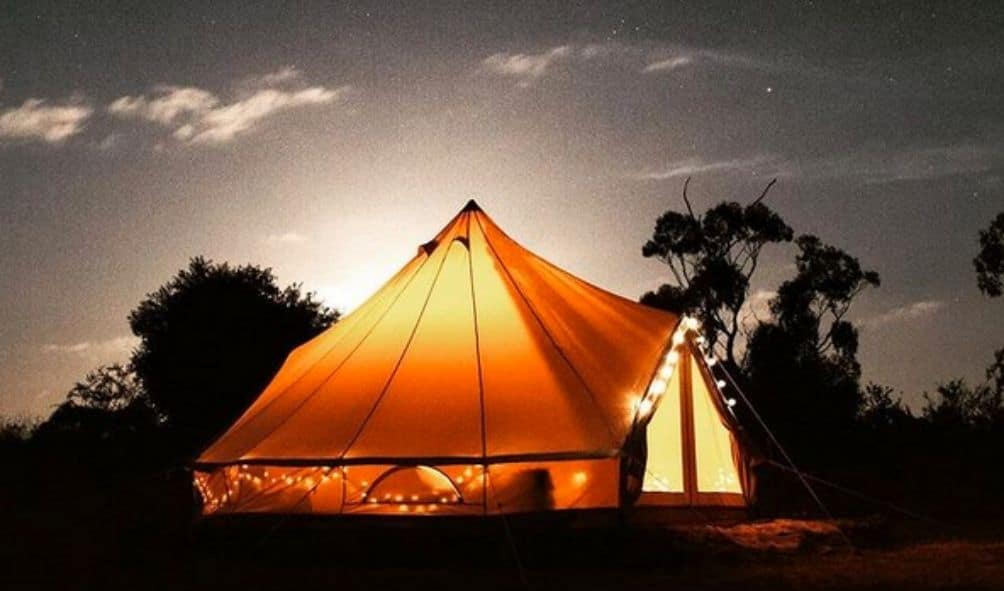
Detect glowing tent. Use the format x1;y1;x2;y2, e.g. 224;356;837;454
194;201;753;515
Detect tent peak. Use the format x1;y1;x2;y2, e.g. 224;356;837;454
462;199;482;213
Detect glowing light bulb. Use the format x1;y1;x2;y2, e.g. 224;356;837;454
672;331;686;345
706;356;717;367
666;350;680;364
648;379;667;396
695;336;706;345
658;365;673;380
637;398;654;417
685;317;700;331
726;398;737;407
573;471;587;486
716;379;727;389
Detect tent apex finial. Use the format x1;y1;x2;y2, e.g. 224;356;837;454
462;198;482;213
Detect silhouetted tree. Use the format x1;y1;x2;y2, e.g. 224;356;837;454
34;364;161;449
922;350;1004;429
858;383;913;429
641;177;792;366
974;212;1004;297
744;235;879;457
129;257;338;454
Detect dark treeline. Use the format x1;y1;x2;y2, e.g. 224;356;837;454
641;181;1004;519
1;195;1002;527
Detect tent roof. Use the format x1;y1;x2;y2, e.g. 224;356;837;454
198;202;679;466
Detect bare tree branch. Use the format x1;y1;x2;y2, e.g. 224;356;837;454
752;177;778;205
682;176;696;219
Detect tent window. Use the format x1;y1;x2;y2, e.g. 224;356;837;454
642;363;685;493
365;465;464;504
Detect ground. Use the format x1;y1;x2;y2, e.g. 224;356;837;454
4;491;1003;591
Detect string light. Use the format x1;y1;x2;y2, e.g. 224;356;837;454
716;379;727;389
648;379;667;396
726;398;737;407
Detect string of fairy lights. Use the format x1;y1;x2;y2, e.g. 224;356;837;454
633;315;736;425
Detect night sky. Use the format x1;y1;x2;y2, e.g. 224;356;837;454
2;1;1002;418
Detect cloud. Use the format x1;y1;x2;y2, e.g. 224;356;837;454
108;86;219;125
630;154;786;180
800;143;1003;185
189;87;341;144
265;232;306;244
480;46;573;84
632;142;1000;185
251;66;302;87
107;68;345;145
862;300;946;329
0;99;93;144
41;336;139;360
642;56;694;73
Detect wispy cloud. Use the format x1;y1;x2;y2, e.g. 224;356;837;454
0;99;93;144
630;154;786;181
480;46;573;85
642;56;694;73
800;143;1003;185
41;336;139;360
631;142;1001;185
642;48;773;75
108;86;219;126
107;67;346;145
265;232;306;244
249;65;302;88
862;300;946;329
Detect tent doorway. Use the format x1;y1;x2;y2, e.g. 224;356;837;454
638;342;746;507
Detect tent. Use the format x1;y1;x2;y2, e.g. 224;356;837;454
194;201;753;516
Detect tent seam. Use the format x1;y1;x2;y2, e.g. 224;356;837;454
233;250;438;459
473;214;620;449
467;214;490;514
336;237;457;460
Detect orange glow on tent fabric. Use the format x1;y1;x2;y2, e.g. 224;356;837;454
193;201;752;516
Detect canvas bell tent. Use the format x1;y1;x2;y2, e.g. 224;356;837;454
193;201;753;516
